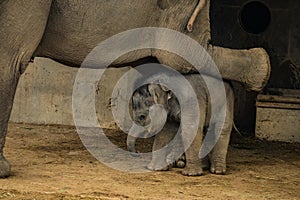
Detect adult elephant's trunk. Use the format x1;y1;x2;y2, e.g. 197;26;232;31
206;45;271;92
153;0;271;92
154;45;270;92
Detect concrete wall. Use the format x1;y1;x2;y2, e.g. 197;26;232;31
256;89;300;142
10;58;131;129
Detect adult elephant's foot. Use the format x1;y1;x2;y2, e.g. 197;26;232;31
182;165;203;176
0;156;11;178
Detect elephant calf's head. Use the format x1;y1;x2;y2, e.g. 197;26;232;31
128;83;173;153
132;84;171;127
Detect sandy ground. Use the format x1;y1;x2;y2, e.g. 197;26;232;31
0;122;299;199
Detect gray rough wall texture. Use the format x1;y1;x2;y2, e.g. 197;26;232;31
11;58;77;126
210;0;300;132
10;58;131;129
256;105;300;142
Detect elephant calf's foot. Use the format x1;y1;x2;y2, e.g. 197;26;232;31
210;162;226;175
147;160;169;171
167;154;186;168
0;156;11;178
201;156;210;170
175;160;186;168
182;165;203;176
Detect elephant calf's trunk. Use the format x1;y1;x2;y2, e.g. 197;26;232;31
127;135;137;153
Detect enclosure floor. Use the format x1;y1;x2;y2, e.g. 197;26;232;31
0;123;299;199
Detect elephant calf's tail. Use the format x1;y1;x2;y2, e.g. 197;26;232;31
232;121;243;136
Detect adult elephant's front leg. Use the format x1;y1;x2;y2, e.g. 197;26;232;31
0;75;15;177
0;0;52;177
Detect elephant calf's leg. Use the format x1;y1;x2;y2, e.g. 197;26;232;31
209;123;232;175
182;127;204;176
209;87;234;175
147;128;176;171
166;128;186;169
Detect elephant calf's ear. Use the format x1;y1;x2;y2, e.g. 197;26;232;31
148;84;160;104
160;85;170;92
148;84;171;104
158;85;172;100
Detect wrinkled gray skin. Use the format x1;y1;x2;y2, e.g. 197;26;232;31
127;74;234;176
0;0;265;177
127;87;186;169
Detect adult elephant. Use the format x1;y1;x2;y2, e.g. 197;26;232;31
0;0;270;177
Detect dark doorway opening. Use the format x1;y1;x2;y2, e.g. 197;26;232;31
239;1;271;34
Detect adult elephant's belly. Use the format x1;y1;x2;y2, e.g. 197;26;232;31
34;0;162;67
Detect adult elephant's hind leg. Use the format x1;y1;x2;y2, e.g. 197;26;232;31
0;0;52;177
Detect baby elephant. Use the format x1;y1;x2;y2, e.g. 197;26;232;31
127;74;234;176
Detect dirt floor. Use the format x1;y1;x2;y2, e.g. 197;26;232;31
0;123;299;200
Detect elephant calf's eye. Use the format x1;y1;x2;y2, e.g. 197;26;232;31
145;100;153;106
